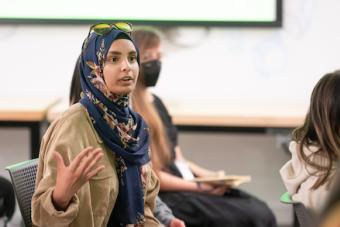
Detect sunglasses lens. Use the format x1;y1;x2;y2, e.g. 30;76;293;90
93;23;111;35
91;22;132;37
115;22;132;33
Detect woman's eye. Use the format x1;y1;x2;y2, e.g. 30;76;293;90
128;56;137;63
108;57;119;63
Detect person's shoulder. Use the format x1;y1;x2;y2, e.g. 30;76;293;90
289;140;298;153
42;103;102;149
48;103;90;133
61;103;87;120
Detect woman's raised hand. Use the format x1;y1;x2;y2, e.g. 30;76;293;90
52;147;105;210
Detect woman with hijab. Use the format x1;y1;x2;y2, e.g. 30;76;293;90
32;23;160;227
131;28;278;227
69;56;185;227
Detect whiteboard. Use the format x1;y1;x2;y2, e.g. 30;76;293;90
0;0;279;25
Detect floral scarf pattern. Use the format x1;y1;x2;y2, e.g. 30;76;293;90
79;29;149;225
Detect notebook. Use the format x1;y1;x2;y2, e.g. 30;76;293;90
190;175;251;187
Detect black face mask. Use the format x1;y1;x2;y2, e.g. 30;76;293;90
141;60;161;87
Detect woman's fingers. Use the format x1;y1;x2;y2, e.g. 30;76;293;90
170;218;186;227
83;149;104;174
86;165;105;180
70;146;94;170
77;148;102;171
55;147;104;187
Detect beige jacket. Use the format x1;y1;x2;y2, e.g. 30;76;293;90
32;103;160;227
280;141;335;213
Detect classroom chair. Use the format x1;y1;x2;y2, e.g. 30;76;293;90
6;159;38;227
280;191;314;227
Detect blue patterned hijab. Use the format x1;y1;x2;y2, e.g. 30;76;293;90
79;28;150;225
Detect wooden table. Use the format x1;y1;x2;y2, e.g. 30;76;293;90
48;99;305;132
172;114;303;128
167;100;305;132
0;98;60;158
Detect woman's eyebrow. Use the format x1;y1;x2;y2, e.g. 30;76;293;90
107;51;137;55
107;51;121;55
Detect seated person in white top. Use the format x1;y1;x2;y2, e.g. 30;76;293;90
280;70;340;214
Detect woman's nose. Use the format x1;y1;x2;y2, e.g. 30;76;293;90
121;59;131;71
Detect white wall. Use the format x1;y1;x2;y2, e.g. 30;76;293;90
1;0;339;118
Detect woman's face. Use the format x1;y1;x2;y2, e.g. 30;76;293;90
140;43;162;64
102;39;139;95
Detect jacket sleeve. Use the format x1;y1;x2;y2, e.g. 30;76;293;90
280;141;306;195
154;196;175;226
143;166;161;226
31;114;92;226
279;141;332;211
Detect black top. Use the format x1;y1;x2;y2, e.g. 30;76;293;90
152;94;178;153
152;94;183;177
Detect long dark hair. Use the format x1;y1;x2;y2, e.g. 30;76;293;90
69;55;82;105
131;29;172;171
293;71;340;189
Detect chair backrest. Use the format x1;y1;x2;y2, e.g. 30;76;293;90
280;191;315;227
6;159;38;227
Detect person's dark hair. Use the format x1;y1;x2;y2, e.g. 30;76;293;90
69;55;82;105
292;70;340;189
131;29;160;56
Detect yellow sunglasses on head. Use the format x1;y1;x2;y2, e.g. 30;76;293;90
83;22;133;51
90;22;133;36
